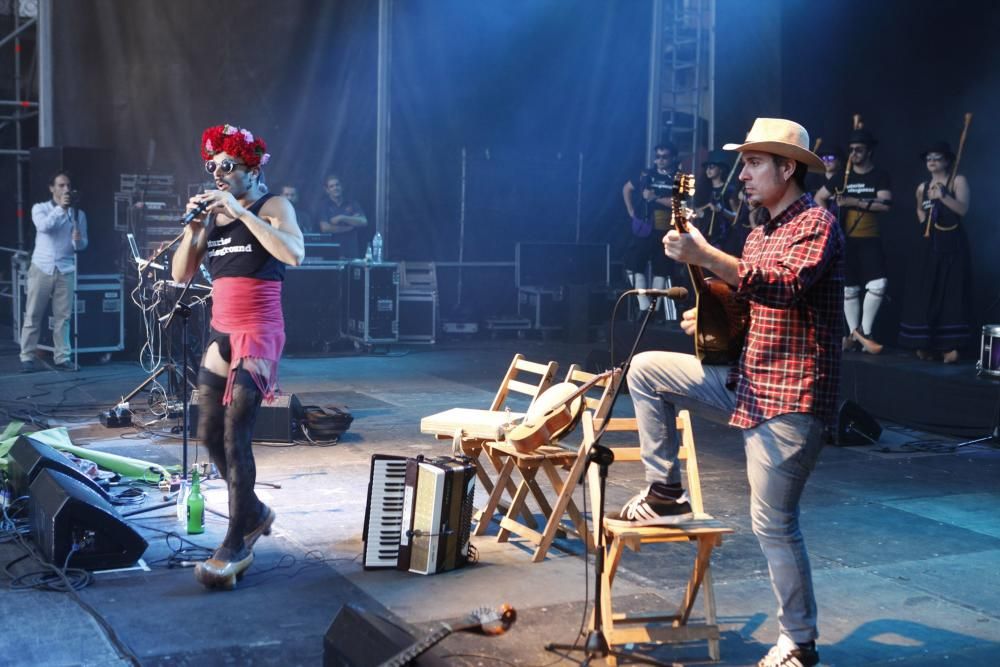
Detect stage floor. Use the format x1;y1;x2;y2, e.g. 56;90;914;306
1;335;999;666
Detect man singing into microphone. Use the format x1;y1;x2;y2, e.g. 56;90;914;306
173;124;304;589
608;119;843;666
20;171;88;373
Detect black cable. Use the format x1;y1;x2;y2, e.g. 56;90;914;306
608;290;632;369
1;510;140;665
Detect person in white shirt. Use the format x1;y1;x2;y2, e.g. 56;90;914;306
20;171;88;372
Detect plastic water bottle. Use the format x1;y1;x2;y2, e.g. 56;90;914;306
372;232;383;263
186;468;205;535
175;478;188;521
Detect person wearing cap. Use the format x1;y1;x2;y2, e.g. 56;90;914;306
898;141;971;363
622;142;682;316
815;128;893;354
174;124;305;589
608;118;842;667
694;149;739;249
810;146;845;215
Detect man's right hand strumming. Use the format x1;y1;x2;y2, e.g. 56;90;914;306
680;307;697;337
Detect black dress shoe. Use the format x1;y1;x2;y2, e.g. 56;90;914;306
20;360;38;373
52;361;78;372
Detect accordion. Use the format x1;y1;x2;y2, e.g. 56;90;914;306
363;454;476;574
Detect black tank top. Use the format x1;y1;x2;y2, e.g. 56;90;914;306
921;180;961;232
205;194;285;281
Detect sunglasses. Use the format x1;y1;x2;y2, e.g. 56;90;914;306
654;154;671;160
205;159;246;175
820;155;839;162
925;154;945;162
848;146;867;154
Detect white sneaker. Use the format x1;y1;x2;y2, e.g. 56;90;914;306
757;634;819;667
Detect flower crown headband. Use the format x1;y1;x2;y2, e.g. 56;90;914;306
200;124;271;169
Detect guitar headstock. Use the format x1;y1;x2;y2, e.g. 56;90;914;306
672;171;696;199
671;172;696;232
467;604;517;636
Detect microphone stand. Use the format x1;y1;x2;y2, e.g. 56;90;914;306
546;294;676;667
70;203;80;371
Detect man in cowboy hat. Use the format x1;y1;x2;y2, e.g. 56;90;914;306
815;128;893;354
607;118;843;667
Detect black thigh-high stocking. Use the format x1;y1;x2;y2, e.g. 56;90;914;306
196;369;228;479
220;367;265;552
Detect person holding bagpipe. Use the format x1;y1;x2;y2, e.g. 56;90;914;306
815;127;893;354
898;134;972;363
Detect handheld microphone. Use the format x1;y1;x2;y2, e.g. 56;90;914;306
181;200;211;225
634;287;689;300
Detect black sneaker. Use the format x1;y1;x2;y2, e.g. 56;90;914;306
605;485;694;528
20;359;38;373
758;635;819;667
52;361;78;372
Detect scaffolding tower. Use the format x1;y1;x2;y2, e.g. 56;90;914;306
0;0;39;252
646;0;715;171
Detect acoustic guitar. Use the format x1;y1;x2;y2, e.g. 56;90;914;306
504;370;616;453
670;172;749;365
379;604;517;667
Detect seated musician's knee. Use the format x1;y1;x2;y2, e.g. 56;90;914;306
844;285;862;301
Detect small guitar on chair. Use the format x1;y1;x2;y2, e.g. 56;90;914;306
379;604;517;667
505;369;616;454
671;172;749;365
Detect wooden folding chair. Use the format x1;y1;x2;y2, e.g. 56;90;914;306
477;365;621;561
589;410;733;663
420;353;558;529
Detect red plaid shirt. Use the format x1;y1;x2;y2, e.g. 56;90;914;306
729;193;844;429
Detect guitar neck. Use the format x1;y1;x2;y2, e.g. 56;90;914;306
672;204;708;294
383;625;453;667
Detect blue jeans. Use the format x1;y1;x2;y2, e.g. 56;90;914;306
628;350;825;643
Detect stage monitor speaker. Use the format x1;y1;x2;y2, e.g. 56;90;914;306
6;435;110;502
29;147;116;274
29;468;147;570
323;603;446;667
837;399;883;446
188;391;303;443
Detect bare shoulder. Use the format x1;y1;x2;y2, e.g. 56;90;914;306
259;194;295;223
952;174;969;188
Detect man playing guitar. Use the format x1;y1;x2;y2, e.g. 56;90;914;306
607;119;844;667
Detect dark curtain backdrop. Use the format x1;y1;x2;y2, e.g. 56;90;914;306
387;1;651;264
51;0;378;228
46;1;651;274
777;0;1000;343
24;0;1000;331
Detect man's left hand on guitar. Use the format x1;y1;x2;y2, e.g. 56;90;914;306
663;223;711;266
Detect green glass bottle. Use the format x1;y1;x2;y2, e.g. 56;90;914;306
186;468;205;535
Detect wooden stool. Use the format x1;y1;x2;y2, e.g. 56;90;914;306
591;410;733;663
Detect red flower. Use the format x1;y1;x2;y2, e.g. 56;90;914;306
200;124;269;168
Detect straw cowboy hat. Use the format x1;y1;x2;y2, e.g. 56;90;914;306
723;118;826;173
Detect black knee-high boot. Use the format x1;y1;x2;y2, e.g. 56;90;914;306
220;368;264;552
196;369;228;478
